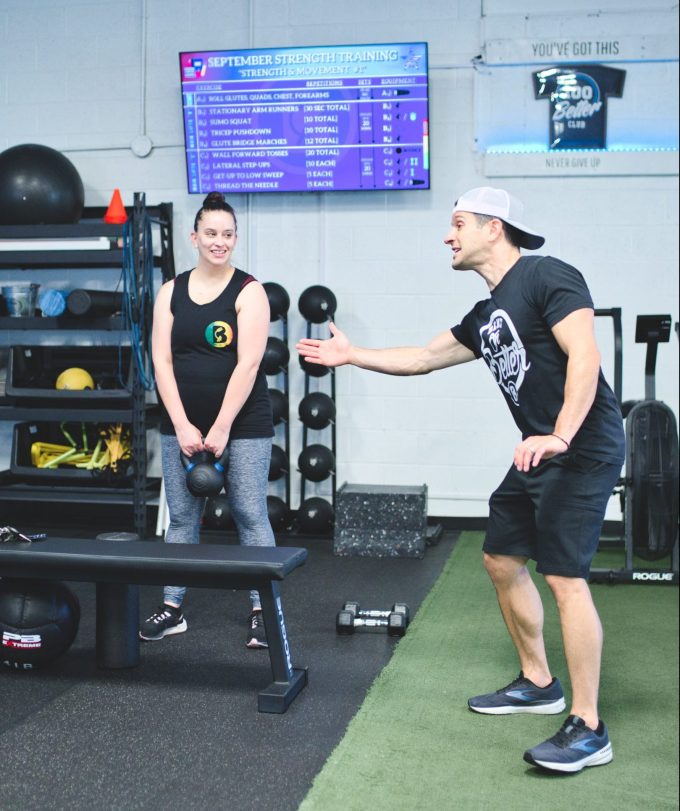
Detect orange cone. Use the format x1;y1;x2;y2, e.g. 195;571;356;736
104;189;128;224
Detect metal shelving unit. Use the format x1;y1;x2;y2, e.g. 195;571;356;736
0;194;175;537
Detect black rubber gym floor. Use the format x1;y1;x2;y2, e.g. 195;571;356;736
0;530;458;811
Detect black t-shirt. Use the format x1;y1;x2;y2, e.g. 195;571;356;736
451;256;624;464
533;64;626;150
158;267;273;438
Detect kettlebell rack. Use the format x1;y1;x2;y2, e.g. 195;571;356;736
0;193;175;538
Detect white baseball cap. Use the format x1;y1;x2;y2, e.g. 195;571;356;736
453;186;545;250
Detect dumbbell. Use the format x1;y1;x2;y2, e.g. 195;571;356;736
180;448;229;497
336;601;410;637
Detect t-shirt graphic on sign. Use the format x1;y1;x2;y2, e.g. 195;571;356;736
479;308;530;406
533;64;626;149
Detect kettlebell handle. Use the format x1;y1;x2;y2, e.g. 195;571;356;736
180;447;229;472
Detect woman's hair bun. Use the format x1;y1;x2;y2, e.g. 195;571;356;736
203;191;226;206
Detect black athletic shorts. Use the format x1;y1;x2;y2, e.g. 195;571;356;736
484;452;622;579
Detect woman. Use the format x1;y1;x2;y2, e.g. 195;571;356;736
140;192;275;649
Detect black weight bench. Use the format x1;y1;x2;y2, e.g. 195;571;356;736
0;537;308;713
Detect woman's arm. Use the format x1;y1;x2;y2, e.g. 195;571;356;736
151;281;204;456
202;281;271;457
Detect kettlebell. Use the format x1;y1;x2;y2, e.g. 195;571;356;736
180;448;229;497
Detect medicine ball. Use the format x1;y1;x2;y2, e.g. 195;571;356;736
298;444;335;482
269;444;289;481
267;496;289;531
269;388;288;425
203;494;234;530
263;282;290;321
298;285;337;323
0;144;85;225
262;337;290;375
297;497;335;534
55;367;95;390
299;354;329;378
299;392;336;429
0;579;80;669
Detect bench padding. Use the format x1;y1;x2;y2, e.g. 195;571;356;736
0;537;307;589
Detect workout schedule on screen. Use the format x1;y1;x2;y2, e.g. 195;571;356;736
179;43;430;193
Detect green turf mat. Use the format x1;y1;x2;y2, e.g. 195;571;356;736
300;532;679;811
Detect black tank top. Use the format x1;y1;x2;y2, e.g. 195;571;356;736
158;268;273;438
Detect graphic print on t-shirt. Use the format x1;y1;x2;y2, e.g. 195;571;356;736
479;309;531;406
204;320;233;348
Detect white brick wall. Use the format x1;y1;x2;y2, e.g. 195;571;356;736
0;0;677;518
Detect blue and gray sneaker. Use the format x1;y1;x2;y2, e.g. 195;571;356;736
524;714;613;773
468;671;566;715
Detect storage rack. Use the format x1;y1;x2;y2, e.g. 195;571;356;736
0;193;175;537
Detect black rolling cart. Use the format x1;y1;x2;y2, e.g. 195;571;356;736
296;285;337;535
0;193;175;539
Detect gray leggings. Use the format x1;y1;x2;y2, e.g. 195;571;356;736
161;433;275;609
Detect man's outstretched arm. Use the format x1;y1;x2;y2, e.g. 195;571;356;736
296;322;475;376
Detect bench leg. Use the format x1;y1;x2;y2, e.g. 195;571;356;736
257;580;308;713
96;583;140;668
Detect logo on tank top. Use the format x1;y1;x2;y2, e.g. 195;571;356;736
205;321;233;348
479;309;531;406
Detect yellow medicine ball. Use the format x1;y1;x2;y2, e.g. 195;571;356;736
55;367;95;390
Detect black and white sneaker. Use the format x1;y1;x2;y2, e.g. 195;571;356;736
245;610;268;649
524;715;613;773
139;604;187;641
468;672;566;715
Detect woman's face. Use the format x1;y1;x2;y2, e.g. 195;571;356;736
191;209;238;268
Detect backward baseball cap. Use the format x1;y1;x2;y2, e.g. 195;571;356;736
453;186;545;250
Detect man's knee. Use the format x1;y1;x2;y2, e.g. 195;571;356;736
483;551;528;585
544;573;589;604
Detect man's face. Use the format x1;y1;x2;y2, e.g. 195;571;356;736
443;211;493;271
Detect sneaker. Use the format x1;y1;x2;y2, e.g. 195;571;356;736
523;715;613;773
468;672;566;715
245;610;268;649
139;604;187;641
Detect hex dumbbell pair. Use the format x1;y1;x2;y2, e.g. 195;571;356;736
336;601;410;637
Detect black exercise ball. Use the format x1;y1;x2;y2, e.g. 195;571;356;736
263;282;290;321
297;497;335;534
298;285;337;323
262;336;290;375
267;496;289;531
0;144;85;225
269;388;288;425
299;354;329;378
203;494;234;529
299;392;336;430
269;444;289;481
298;444;335;482
0;579;80;669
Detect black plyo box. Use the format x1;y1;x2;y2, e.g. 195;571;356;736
333;483;428;559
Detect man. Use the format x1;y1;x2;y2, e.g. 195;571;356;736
295;187;625;774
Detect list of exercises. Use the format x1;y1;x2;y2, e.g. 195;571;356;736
180;43;429;193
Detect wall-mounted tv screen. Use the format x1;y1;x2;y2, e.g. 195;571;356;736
179;42;430;194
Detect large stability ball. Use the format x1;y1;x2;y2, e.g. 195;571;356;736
0;579;80;670
0;143;85;225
